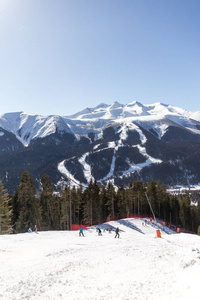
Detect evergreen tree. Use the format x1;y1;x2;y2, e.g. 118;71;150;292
83;180;100;225
133;179;145;215
126;182;134;215
156;180;167;219
0;179;13;234
76;185;84;225
179;193;191;230
58;179;70;230
146;181;158;216
189;204;200;233
99;184;109;221
71;185;80;225
15;171;41;233
197;225;200;236
12;189;20;230
106;181;116;218
169;195;180;226
116;185;126;217
40;173;55;230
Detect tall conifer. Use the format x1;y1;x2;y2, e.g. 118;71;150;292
0;179;13;234
15;171;41;233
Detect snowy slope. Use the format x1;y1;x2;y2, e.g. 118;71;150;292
0;218;200;300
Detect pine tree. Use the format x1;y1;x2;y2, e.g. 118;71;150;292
40;173;55;230
106;181;116;218
133;179;145;215
83;180;100;225
146;181;158;217
190;205;199;232
99;184;109;221
0;179;13;234
15;171;41;233
75;185;84;225
179;193;191;230
126;182;134;215
116;185;126;217
169;195;180;226
58;179;70;230
197;225;200;236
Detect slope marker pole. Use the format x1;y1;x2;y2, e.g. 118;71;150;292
145;192;158;227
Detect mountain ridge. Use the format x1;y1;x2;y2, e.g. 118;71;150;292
1;101;200;193
1;101;200;147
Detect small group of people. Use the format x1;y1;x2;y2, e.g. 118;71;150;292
79;226;120;238
28;225;38;233
106;226;112;233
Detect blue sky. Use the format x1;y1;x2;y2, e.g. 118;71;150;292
0;0;200;116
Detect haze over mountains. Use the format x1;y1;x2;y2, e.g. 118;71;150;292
1;101;200;193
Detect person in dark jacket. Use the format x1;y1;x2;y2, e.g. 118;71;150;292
115;227;120;238
98;228;102;236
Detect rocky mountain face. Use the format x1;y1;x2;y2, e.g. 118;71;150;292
1;101;200;194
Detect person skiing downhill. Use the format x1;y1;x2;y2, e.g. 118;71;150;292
115;227;120;238
98;228;102;236
34;225;38;233
79;227;84;237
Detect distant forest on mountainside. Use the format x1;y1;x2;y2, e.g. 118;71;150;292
1;171;200;235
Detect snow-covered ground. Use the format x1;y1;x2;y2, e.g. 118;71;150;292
0;218;200;300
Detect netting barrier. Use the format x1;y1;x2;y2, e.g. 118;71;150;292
71;224;89;231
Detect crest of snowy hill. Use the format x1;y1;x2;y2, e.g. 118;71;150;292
1;101;200;193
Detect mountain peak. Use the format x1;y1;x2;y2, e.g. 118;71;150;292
110;101;123;109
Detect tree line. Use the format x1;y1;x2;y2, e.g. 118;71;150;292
1;171;200;235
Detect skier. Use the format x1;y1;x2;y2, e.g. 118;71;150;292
98;228;102;236
115;227;120;238
28;228;32;233
34;224;38;233
79;227;84;237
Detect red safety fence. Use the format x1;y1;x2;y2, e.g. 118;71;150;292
71;224;89;231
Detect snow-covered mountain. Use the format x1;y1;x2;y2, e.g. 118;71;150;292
1;101;200;193
1;101;200;146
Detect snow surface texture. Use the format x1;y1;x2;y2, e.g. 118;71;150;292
0;218;200;300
